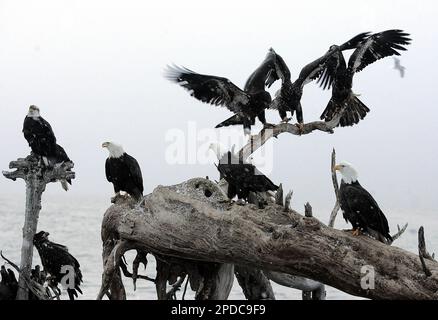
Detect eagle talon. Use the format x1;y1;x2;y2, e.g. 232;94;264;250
295;123;304;134
280;117;292;124
352;229;360;236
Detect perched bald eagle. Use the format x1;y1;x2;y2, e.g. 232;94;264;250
335;162;392;242
164;50;277;134
33;231;83;300
102;142;144;201
0;266;18;300
318;29;411;127
266;32;370;127
209;143;278;202
22;105;73;190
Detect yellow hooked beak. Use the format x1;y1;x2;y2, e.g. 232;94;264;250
334;164;342;171
102;142;109;148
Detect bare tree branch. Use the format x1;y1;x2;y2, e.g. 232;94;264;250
328;148;340;227
238;117;341;161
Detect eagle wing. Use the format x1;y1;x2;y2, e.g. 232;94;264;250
316;32;371;90
244;49;277;93
348;29;411;74
125;154;144;194
105;158;113;183
164;65;250;113
342;184;390;237
265;48;291;88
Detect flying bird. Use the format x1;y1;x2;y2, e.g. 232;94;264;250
318;29;411;127
209;143;278;203
335;162;392;242
22;105;73;190
393;57;405;78
33;231;83;300
102;141;144;201
164;51;277;135
265;32;371;129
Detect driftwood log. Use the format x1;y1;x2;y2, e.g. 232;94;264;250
2;155;75;300
98;115;430;300
98;177;438;300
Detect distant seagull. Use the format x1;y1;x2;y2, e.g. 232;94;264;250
393;57;406;78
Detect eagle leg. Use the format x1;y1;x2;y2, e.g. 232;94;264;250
352;229;361;236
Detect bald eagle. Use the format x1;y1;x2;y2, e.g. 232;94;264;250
266;32;371;127
22;105;73;190
209;143;278;202
33;231;83;300
318;29;411;127
164;50;277;134
102;142;144;201
335;162;392;242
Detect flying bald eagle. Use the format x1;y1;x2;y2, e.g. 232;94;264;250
164;50;276;135
209;143;278;203
318;29;411;127
102;142;144;201
335;162;392;242
23;105;73;190
265;32;370;128
33;231;83;300
0;266;18;300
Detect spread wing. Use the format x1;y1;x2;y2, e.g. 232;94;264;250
316;51;344;90
164;65;250;113
342;184;390;236
316;32;371;90
244;49;277;93
348;29;411;73
265;48;291;88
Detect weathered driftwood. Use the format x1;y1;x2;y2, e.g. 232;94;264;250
264;271;326;300
98;177;438;300
328;149;340;227
2;155;74;300
234;266;275;300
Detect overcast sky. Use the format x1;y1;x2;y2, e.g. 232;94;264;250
0;0;437;216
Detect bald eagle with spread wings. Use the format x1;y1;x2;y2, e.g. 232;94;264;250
318;29;411;127
164;50;278;135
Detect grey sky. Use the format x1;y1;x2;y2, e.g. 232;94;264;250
0;0;437;217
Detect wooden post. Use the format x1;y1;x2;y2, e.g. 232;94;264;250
2;155;74;300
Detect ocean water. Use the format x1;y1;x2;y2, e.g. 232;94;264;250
0;193;436;300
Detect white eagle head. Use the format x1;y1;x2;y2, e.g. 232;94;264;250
335;161;358;184
27;105;40;117
208;142;228;161
102;141;125;158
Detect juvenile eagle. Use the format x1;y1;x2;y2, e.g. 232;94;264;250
318;29;411;127
209;143;278;202
33;231;83;300
264;32;370;128
164;50;277;135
